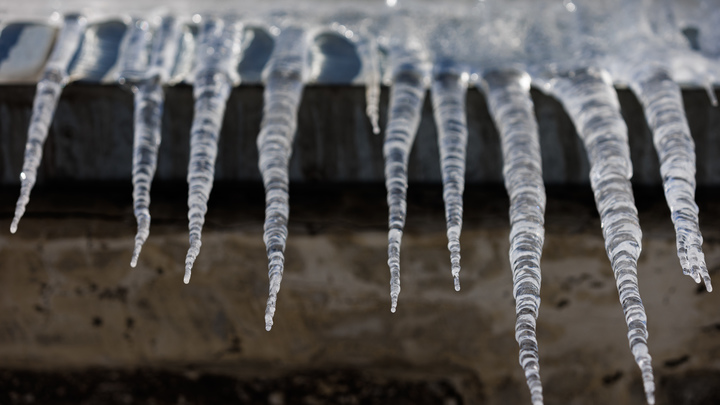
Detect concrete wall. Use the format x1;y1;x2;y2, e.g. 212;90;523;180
0;183;718;404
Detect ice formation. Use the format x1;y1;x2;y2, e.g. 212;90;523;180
325;10;383;134
128;16;184;267
581;0;714;292
10;14;86;234
545;68;655;404
381;12;430;313
3;1;719;403
481;69;546;405
257;25;309;331
184;16;244;284
362;36;382;134
630;65;712;292
431;62;468;292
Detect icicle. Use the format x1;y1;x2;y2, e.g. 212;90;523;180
382;15;430;313
258;26;309;331
130;17;183;267
481;69;546;405
10;15;86;234
325;12;381;134
430;60;468;291
704;80;718;107
546;67;655;404
184;17;244;283
360;36;382;134
629;65;712;291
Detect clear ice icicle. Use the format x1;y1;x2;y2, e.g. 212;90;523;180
481;69;546;405
359;36;382;134
705;81;718;107
184;17;244;283
430;61;468;291
629;65;712;291
130;17;183;267
382;15;429;313
10;15;86;234
327;13;381;134
547;67;655;404
258;26;309;331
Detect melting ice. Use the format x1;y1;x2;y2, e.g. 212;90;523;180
481;68;546;405
257;24;310;331
381;12;430;312
128;16;184;267
184;16;244;283
10;14;86;234
4;0;719;403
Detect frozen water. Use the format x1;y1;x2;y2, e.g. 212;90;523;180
545;68;655;405
184;16;244;284
481;68;546;405
362;36;382;134
430;60;468;291
2;2;719;403
10;14;86;234
258;25;309;331
629;65;712;292
561;0;713;292
382;13;430;313
324;10;382;134
129;16;184;267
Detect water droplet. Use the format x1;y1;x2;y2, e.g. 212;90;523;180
563;0;577;12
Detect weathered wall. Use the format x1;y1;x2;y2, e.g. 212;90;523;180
0;184;718;404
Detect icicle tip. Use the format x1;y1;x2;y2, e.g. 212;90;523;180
645;388;656;405
265;310;275;331
705;83;718;107
453;275;461;292
9;220;18;234
130;244;142;268
703;276;713;293
184;241;200;284
371;120;381;135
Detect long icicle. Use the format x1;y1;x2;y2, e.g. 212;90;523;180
430;60;468;291
383;15;429;313
116;16;154;264
130;17;183;267
482;69;546;405
629;64;712;291
184;17;243;283
258;26;309;331
10;14;86;234
547;67;655;404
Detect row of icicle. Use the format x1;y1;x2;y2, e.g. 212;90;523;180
8;7;715;405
